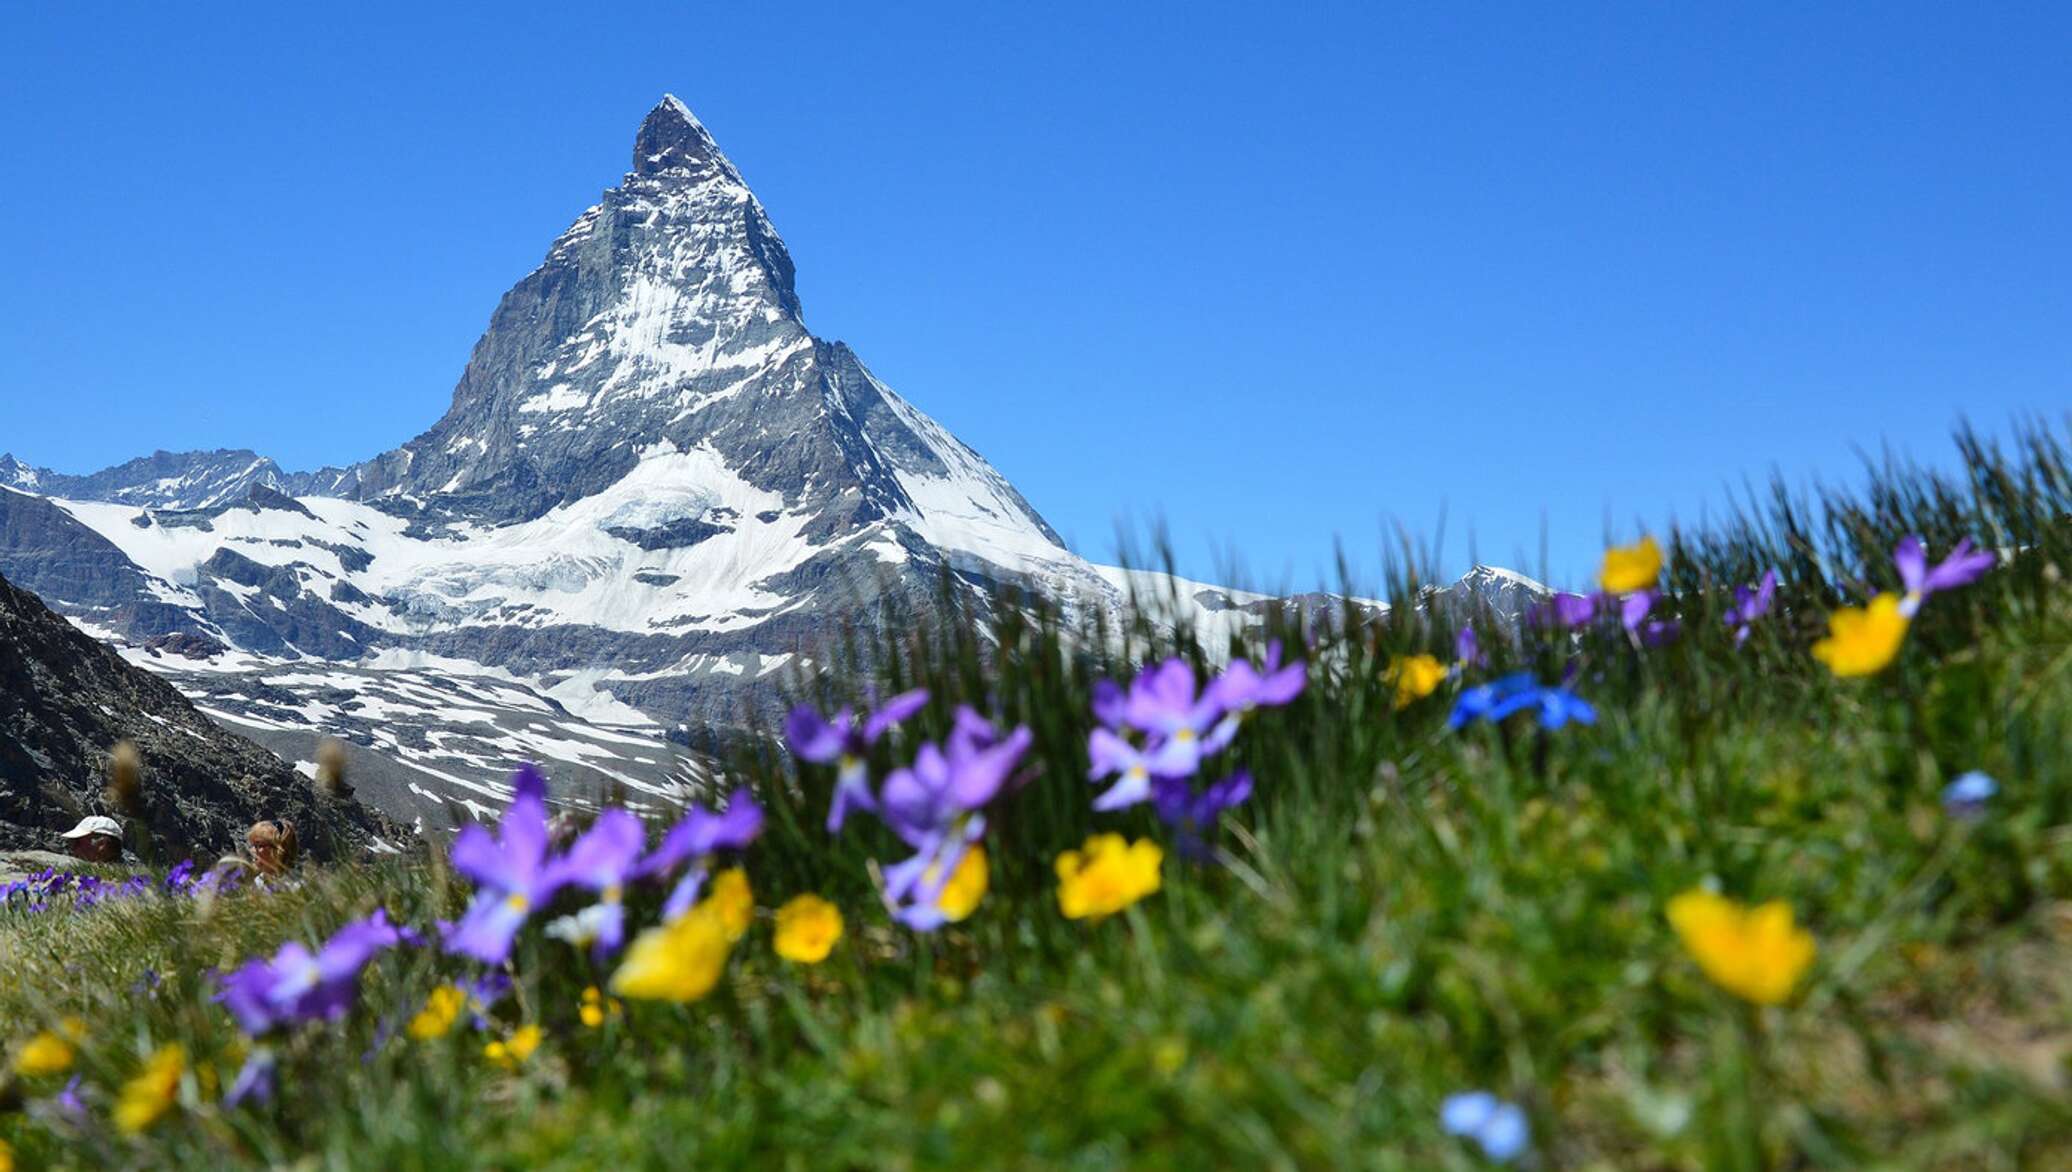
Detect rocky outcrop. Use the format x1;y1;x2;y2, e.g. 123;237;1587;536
0;569;388;857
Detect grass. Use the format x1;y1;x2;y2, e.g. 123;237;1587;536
3;420;2070;1169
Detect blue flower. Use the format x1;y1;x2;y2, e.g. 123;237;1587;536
1942;770;1998;816
1450;674;1595;731
1441;1090;1531;1163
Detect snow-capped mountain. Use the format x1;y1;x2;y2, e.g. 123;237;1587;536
0;97;1543;829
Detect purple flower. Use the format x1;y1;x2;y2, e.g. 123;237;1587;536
1090;679;1127;729
881;712;1031;848
539;808;647;957
786;688;929;832
1121;659;1238;778
1455;624;1486;669
1154;771;1254;861
217;909;402;1035
1724;569;1779;646
1207;642;1308;716
637;788;764;921
443;765;564;964
225;1049;276;1107
1895;536;1996;617
1620;591;1681;647
1531;591;1600;629
1086;728;1159;811
164;860;196;891
877;710;1031;930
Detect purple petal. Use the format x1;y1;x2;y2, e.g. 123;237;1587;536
1091;680;1126;729
861;689;929;742
449;823;522;892
827;761;876;833
443;891;530;965
785;705;848;763
1093;769;1154;811
315;909;400;982
1894;535;1929;594
945;726;1032;810
545;810;646;891
1922;540;1996;592
1087;728;1141;780
1620;590;1656;632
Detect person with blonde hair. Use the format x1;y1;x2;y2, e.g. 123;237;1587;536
245;820;300;877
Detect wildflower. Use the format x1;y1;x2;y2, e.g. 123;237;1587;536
1666;889;1816;1005
1386;654;1449;711
445;765;567;964
223;1048;276;1108
1895;535;1995;617
637;788;764;922
1600;535;1662;594
878;711;1029;930
1440;1091;1530;1163
1086;727;1160;811
1530;591;1599;629
11;1018;82;1077
406;985;469;1041
1154;771;1253;861
539;808;646;958
1123;660;1237;777
707;867;754;942
1455;624;1486;670
217;909;402;1034
1206;641;1308;717
578;985;622;1028
1090;679;1127;729
1056;834;1163;921
1619;590;1681;646
483;1024;542;1069
786;689;930;831
1724;569;1779;646
0;1138;11;1172
1811;594;1909;677
1449;673;1596;730
887;843;992;931
114;1043;185;1134
773;894;844;964
611;902;734;1003
1942;770;1998;816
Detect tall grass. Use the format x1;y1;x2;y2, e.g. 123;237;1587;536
2;419;2069;1169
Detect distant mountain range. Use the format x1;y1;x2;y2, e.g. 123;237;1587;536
0;97;1546;831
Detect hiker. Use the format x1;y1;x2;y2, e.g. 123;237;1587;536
246;820;300;877
59;815;125;864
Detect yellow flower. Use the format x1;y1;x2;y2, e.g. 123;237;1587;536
579;985;622;1029
1056;834;1163;921
936;846;990;923
0;1136;12;1172
1667;889;1816;1005
1811;593;1910;677
1385;653;1450;710
114;1043;186;1134
611;902;734;1002
708;866;754;942
1600;535;1663;594
483;1024;542;1068
773;894;845;964
407;984;469;1041
12;1018;83;1077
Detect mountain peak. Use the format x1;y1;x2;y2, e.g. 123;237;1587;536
633;94;733;179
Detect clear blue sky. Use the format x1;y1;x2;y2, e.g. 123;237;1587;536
3;3;2065;592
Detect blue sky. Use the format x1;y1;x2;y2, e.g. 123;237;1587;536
3;4;2065;592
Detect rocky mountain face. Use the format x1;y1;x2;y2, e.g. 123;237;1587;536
0;568;387;857
0;97;1545;831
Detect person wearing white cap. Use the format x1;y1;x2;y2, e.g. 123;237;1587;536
59;815;125;864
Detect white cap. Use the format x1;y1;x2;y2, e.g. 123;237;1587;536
61;815;123;840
